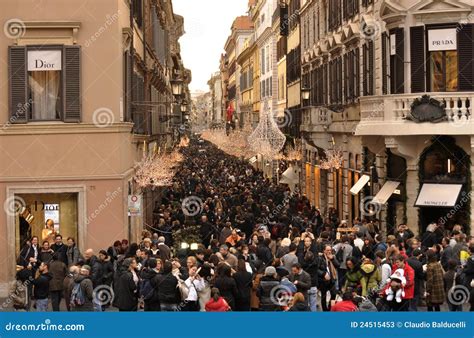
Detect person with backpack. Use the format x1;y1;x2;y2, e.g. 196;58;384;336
69;265;94;312
139;258;161;311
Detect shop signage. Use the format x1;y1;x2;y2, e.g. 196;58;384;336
428;28;457;51
415;183;462;207
128;194;142;216
406;95;447;123
27;50;62;71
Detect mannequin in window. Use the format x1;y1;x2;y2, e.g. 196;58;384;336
42;219;57;244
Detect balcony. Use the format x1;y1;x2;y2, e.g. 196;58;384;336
357;92;474;136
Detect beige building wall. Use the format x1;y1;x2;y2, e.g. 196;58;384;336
0;0;136;295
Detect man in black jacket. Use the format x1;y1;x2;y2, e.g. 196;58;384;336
317;245;339;311
141;259;161;311
84;249;103;288
407;248;425;311
32;262;52;311
51;235;68;265
152;261;180;311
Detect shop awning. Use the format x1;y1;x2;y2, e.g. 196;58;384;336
350;174;371;195
372;181;400;204
415;183;463;207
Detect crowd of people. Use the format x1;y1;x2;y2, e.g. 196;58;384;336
9;138;474;312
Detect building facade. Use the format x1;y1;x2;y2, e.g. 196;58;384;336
0;0;189;295
301;0;474;235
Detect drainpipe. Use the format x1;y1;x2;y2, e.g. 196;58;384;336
128;0;134;242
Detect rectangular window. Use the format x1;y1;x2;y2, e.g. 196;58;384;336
261;48;265;75
27;50;62;120
429;50;458;92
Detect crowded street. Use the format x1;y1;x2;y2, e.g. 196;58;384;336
5;137;473;312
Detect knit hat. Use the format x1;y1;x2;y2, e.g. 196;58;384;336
264;266;276;276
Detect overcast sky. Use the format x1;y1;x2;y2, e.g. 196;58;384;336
173;0;249;93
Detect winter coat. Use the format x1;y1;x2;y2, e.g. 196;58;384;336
360;263;381;296
152;272;181;305
85;256;103;288
9;280;29;309
140;268;160;311
214;276;238;310
344;268;363;291
233;271;253;306
49;260;67;291
205;297;230;312
99;259;114;286
51;243;68;265
407;257;425;297
69;274;94;312
426;261;445;305
250;273;262;309
392;263;415;300
288;270;311;299
32;272;52;300
66;245;82;266
113;271;138;311
256;276;280;311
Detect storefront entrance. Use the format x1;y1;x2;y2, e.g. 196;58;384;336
418;136;470;234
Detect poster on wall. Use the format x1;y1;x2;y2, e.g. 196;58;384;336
128;195;142;216
44;203;60;232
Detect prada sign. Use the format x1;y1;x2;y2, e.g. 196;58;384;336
27;50;62;71
428;28;457;51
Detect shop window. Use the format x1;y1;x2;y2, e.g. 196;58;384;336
429;51;458;92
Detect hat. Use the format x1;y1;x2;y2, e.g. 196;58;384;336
81;265;91;271
390;269;406;285
264;266;276;276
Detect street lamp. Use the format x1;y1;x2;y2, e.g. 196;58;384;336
301;85;311;101
171;78;183;96
181;100;188;113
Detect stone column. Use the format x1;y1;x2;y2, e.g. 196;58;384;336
405;161;419;235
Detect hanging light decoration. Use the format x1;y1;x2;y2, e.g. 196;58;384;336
247;100;286;159
134;150;184;188
319;147;344;170
283;140;303;162
201;126;255;159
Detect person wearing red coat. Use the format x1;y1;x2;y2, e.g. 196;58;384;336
392;254;415;301
205;288;231;312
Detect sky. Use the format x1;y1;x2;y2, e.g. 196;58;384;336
173;0;249;93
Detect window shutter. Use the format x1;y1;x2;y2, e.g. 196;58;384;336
368;42;374;95
63;45;81;122
124;51;132;122
391;28;404;94
382;33;388;94
458;24;474;91
410;26;425;93
362;44;368;95
9;46;28;123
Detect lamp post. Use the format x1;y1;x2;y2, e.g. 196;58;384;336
171;78;183;97
301;85;311;102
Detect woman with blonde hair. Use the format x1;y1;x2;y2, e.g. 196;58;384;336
288;292;310;311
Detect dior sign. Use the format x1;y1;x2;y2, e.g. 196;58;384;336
27;50;62;71
428;28;457;51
